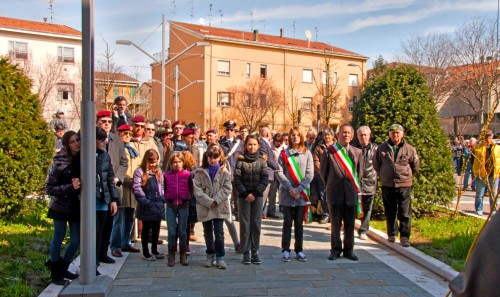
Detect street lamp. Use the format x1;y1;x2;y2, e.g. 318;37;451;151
116;15;166;120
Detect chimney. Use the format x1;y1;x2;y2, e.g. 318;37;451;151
280;28;284;37
253;30;259;41
43;17;48;23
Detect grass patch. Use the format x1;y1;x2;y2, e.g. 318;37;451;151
370;207;484;271
0;198;53;297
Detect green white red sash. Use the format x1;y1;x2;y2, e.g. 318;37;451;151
328;143;364;218
280;149;313;222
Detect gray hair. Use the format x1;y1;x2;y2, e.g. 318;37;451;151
357;125;371;135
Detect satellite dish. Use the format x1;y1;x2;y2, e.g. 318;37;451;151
305;30;312;47
199;18;205;25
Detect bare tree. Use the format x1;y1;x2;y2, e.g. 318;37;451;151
284;77;302;127
95;37;122;110
264;85;284;130
398;33;454;106
311;57;344;129
228;77;281;132
29;55;64;114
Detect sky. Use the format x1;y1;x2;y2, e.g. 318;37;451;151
3;0;499;82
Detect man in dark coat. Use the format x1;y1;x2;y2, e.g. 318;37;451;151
320;124;363;261
111;96;133;133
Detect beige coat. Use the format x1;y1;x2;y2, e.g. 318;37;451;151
193;163;232;222
122;135;159;208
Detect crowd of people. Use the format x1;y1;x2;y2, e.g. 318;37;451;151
451;131;499;216
45;95;420;285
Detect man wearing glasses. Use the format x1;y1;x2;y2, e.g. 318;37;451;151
95;110;130;261
145;122;164;168
111;96;132;133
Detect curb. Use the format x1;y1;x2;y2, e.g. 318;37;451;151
356;221;459;281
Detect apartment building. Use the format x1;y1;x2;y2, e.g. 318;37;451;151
0;16;82;129
94;71;141;112
151;21;367;131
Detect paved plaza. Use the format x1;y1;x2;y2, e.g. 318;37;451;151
105;218;448;297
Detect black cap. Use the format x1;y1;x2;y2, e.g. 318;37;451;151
187;122;199;129
96;126;107;141
55;124;64;131
223;120;236;129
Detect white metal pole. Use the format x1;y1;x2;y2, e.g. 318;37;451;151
175;64;179;120
161;14;166;120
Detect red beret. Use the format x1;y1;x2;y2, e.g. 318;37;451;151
181;129;195;136
172;120;182;127
96;110;112;118
117;124;131;131
206;129;217;134
131;115;145;123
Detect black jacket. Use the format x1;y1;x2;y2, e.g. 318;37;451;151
46;149;81;221
352;142;378;195
233;153;269;198
96;149;119;204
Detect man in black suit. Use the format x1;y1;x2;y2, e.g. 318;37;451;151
320;124;363;261
111;96;132;133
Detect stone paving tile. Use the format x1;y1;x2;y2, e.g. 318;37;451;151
107;219;446;297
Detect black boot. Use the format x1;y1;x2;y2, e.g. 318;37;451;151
61;260;79;280
45;260;68;286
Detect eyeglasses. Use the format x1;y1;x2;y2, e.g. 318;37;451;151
100;120;112;124
121;131;132;136
201;137;207;141
226;128;235;131
145;128;155;131
133;124;145;128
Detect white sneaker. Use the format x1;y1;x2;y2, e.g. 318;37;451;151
476;211;483;216
359;233;368;240
282;251;290;262
296;252;307;262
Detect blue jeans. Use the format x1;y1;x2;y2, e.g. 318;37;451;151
475;177;499;212
50;219;80;262
202;219;225;258
110;207;135;251
463;163;475;190
166;206;188;252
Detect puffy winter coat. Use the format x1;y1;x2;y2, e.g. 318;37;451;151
233;152;269;198
164;169;192;207
133;168;165;221
46;149;81;221
193;162;232;222
96;149;119;204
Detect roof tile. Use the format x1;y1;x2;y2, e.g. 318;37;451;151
0;16;81;36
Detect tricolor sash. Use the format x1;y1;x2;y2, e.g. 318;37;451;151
280;149;313;222
328;143;364;218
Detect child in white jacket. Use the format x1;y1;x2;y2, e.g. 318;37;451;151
193;144;232;269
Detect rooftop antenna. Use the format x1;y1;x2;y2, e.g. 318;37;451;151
305;30;312;47
250;10;253;31
189;0;194;23
48;0;54;23
314;26;318;41
217;9;223;27
209;4;212;27
292;21;296;38
171;0;176;15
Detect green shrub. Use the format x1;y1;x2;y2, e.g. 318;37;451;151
0;57;54;219
352;65;455;216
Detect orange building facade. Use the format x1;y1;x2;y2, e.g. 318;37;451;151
152;21;367;132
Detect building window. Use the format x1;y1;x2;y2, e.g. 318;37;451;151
8;41;28;60
217;92;232;107
348;74;358;87
57;84;74;100
302;97;312;110
246;63;251;78
302;69;313;83
349;99;354;113
260;65;267;78
130;87;137;99
113;86;119;96
245;93;252;108
333;72;338;85
260;94;267;108
217;60;230;76
58;46;75;63
322;71;328;85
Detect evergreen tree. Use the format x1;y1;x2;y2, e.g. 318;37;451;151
0;57;54;219
352;65;454;215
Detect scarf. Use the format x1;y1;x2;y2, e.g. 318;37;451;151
207;163;220;183
244;151;259;162
124;143;139;159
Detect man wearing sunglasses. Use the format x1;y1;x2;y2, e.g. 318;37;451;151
145;122;164;168
96;110;129;262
